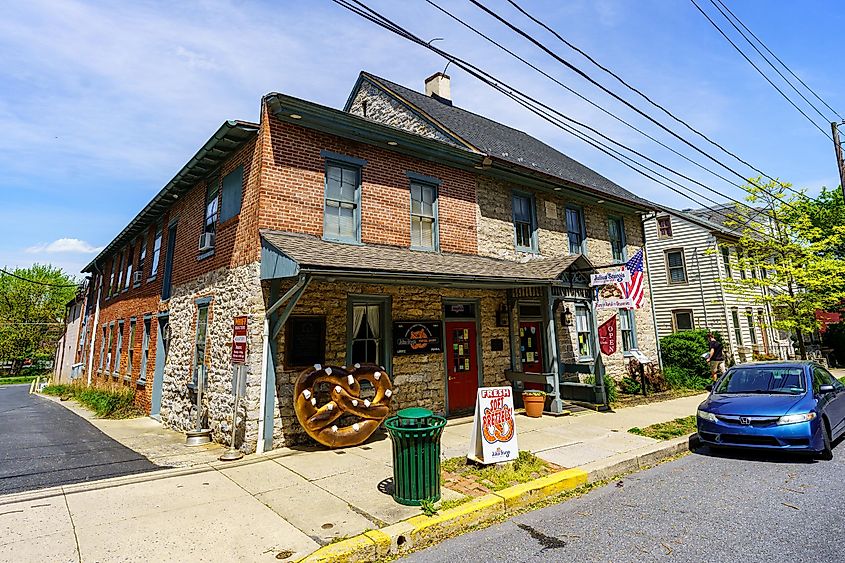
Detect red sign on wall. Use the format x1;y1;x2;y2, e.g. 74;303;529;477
598;316;617;356
231;316;248;365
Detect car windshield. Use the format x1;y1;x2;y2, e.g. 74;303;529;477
714;367;806;395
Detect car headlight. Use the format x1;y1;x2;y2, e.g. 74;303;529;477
777;412;816;425
697;409;718;422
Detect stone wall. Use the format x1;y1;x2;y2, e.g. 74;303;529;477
159;262;265;453
270;280;510;447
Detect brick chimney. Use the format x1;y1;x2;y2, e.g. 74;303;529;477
424;72;451;105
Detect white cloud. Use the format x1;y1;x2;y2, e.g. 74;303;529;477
25;238;102;254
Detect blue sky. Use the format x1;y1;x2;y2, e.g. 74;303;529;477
2;0;843;276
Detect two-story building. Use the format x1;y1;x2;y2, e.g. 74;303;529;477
644;205;791;363
78;71;662;454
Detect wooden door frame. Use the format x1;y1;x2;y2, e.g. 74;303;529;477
442;298;482;416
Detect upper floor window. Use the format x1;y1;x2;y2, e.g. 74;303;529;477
150;223;163;280
666;250;687;283
123;245;133;290
116;251;126;293
738;250;746;279
205;177;219;235
108;259;117;297
136;235;147;286
324;163;361;242
721;246;732;278
566;206;586;255
512;193;537;252
410;181;438;250
608;217;626;263
220;166;244;223
672;309;694;332
657;216;672;238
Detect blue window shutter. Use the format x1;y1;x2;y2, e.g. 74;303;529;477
220;166;244;223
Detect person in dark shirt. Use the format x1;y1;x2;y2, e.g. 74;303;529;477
706;332;724;381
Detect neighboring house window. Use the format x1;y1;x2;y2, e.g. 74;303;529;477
220;166;244;223
760;265;768;279
286;317;326;367
99;325;106;371
746;310;757;345
566;207;586;254
349;299;388;367
127;318;136;378
114;321;123;375
161;222;177;300
738;251;746;279
666;250;687;283
149;223;162;280
672;310;694;332
410;181;438;250
732;309;743;346
512;192;537;252
575;305;593;359
721;246;732;278
323;162;361;242
136;235;146;285
139;317;151;384
657;216;672;238
123;245;133;290
609;217;626;263
205;177;219;236
619;309;636;351
193;302;210;385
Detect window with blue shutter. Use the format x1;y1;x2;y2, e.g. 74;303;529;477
220;166;244;223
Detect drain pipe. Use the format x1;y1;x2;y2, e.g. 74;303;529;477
257;275;310;454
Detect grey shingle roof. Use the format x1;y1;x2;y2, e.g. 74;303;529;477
685;204;766;237
360;73;653;208
261;231;590;283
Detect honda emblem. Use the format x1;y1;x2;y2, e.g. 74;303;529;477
739;416;750;425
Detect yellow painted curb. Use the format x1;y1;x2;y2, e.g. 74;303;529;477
492;468;588;511
406;493;505;544
297;534;376;563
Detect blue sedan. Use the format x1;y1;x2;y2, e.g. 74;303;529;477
696;361;845;459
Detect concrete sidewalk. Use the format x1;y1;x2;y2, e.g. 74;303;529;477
1;392;706;562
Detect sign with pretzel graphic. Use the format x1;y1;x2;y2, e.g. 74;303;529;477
467;386;519;464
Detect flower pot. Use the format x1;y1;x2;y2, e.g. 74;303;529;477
522;393;545;418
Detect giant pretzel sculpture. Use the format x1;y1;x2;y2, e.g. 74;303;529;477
294;363;394;448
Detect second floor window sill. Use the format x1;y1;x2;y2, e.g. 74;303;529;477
197;249;215;261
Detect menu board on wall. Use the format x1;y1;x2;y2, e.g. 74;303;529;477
394;321;443;355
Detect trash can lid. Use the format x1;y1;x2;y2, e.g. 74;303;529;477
397;407;433;420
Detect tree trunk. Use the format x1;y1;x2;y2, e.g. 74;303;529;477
795;326;807;360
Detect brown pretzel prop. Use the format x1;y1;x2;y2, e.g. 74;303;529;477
294;363;394;448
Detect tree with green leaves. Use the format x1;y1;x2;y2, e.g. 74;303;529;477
722;180;845;359
0;265;78;374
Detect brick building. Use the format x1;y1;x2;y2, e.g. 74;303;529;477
78;71;661;454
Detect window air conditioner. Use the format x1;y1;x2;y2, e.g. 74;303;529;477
133;271;143;284
198;232;215;252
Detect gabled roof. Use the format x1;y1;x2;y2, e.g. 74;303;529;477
260;230;594;287
347;72;654;208
686;204;768;235
83;120;259;273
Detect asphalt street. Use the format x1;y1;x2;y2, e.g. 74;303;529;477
403;439;845;562
0;384;158;495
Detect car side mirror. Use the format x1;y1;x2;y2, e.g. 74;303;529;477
820;384;835;394
705;384;713;392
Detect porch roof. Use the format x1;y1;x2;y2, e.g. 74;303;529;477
260;231;594;287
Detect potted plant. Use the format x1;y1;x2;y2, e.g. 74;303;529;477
522;390;546;418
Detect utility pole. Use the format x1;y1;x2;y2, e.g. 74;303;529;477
830;121;845;200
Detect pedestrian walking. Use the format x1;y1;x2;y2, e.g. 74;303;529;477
706;332;724;381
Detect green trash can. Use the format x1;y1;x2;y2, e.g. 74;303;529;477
385;407;447;506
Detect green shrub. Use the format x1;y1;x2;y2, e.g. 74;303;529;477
659;329;724;380
42;383;141;418
619;376;642;395
662;366;710;390
586;374;618;403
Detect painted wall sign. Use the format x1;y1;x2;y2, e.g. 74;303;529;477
393;321;442;355
468;386;519;464
231;316;248;365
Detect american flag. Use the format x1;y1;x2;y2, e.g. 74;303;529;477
621;248;645;309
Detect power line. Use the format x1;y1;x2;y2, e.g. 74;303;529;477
333;0;781;243
689;0;832;140
0;268;78;288
714;0;843;122
496;0;810;202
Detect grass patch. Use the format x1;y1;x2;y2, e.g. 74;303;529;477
436;496;473;512
42;383;143;419
441;451;554;491
0;375;39;385
629;415;697;440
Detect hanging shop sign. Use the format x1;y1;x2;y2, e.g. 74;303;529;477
468;386;519;464
598;315;617;356
594;283;634;310
590;271;631;286
231;316;248;365
393;321;443;355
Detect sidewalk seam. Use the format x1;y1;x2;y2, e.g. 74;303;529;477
61;487;82;563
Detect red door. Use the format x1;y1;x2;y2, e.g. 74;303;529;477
446;321;478;412
520;321;544;390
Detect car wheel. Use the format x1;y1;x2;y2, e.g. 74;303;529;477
819;421;834;461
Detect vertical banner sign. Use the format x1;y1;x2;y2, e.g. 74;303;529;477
598;316;617;356
468;387;519;464
231;316;248;365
